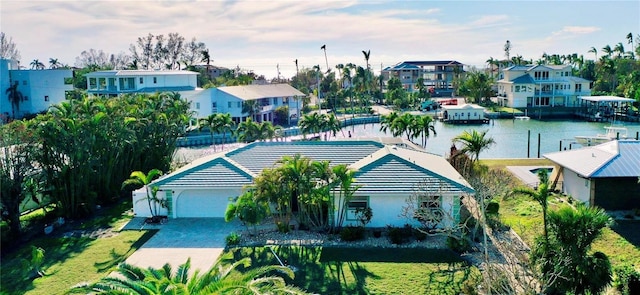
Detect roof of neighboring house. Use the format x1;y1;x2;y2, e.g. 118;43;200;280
579;96;635;103
544;140;640;178
384;61;464;71
216;84;305;101
441;103;485;111
86;70;199;77
510;74;536;84
152;140;474;195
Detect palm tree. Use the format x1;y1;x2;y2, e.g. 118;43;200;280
325;113;343;139
122;169;164;220
379;111;399;135
331;164;360;231
73;258;306;294
236;117;260;143
392;112;416;140
614;42;625;59
216;113;235;149
5;81;24;119
588;46;598;60
511;169;551;246
201;49;211;79
533;204;613;295
48;58;61;69
30;59;45;70
414;115;437;147
452;130;495;162
198;114;219;151
241;100;260;122
601;44;613;57
298;112;324;139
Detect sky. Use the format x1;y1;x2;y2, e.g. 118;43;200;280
1;0;639;79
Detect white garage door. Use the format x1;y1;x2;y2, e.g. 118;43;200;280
175;190;232;218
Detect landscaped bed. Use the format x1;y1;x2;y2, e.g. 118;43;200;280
221;246;480;294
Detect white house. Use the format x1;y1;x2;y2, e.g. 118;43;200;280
198;84;305;124
544;140;640;210
85;70;198;95
133;140;475;228
382;61;464;97
496;64;591;108
440;103;487;124
1;59;73;120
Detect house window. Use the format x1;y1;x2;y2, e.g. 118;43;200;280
44;95;49;102
196;102;200;109
415;195;443;228
89;78;97;89
153;77;157;84
237;102;242;108
346;196;369;221
212;102;217;108
24;96;28;101
139;77;143;84
23;80;27;85
228;102;232;108
576;84;582;92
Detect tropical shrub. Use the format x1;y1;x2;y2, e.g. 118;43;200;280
387;225;412;244
339;226;365;241
614;264;640;295
226;232;241;246
447;236;471;253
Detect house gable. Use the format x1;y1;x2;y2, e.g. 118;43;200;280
153;157;253;188
353;151;474;195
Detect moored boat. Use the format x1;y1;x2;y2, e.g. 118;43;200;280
575;126;628;146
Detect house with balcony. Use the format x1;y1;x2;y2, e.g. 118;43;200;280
199;84;305;124
382;61;464;97
1;59;73;121
495;64;591;108
85;70;198;96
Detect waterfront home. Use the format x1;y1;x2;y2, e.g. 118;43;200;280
1;59;73;120
439;103;488;124
544;140;640;210
132;140;474;228
496;64;591;108
85;70;198;95
381;61;464;97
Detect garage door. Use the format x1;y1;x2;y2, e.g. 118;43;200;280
175;190;232;218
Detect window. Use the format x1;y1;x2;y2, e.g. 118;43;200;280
228;102;232;108
237;102;242;108
24;96;28;101
212;102;217;108
565;71;569;76
23;80;27;85
195;102;200;109
415;195;443;228
346;196;369;221
139;77;143;84
575;84;582;92
44;95;49;102
89;78;97;89
153;77;157;84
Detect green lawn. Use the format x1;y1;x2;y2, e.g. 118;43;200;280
221;246;480;295
0;200;156;295
488;157;640;267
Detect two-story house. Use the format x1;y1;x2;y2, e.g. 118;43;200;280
85;70;199;96
1;59;73;121
382;61;464;97
496;65;591;108
201;84;305;124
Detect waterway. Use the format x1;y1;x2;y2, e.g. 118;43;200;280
176;119;640;162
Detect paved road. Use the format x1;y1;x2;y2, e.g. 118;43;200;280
122;218;242;273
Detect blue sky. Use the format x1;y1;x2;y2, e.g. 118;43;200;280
1;0;638;79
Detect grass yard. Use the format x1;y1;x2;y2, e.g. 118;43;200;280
0;200;156;295
488;158;640;267
221;246;480;294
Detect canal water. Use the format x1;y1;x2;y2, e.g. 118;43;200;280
176;119;640;161
342;119;640;159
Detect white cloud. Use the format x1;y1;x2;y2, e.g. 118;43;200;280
552;26;601;36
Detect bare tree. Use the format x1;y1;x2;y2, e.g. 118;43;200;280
75;48;111;68
182;37;207;68
130;33;154;70
0;32;21;60
165;32;185;70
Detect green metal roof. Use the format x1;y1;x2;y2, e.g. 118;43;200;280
225;141;384;174
354;153;475;194
154;157;253;188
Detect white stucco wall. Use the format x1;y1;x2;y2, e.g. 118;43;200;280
336;193;459;228
561;169;591;205
7;69;72;118
132;188;169;218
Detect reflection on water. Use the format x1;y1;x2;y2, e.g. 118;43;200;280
176;119;640;161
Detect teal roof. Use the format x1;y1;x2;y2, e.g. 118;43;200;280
154;157;253;188
225;141;384;174
153;140;474;195
511;74;536;84
354;153;474;194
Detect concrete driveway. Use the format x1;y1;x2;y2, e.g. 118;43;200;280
122;218;243;273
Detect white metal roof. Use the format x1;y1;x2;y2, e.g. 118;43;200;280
578;96;635;103
544;140;640;178
441;103;485;111
217;84;305;101
86;70;199;77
